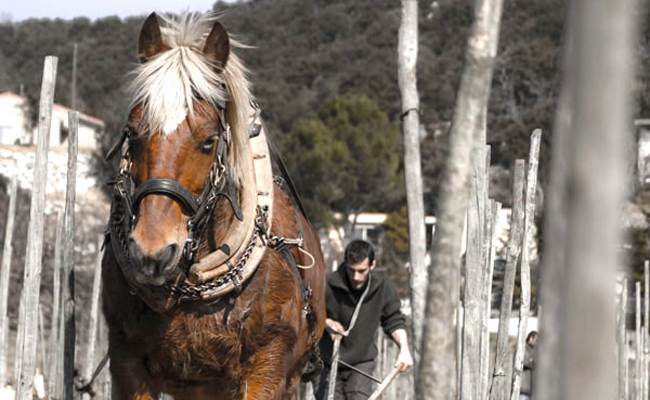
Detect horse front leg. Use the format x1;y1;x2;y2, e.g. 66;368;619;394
111;381;155;400
109;358;157;400
241;339;295;400
108;333;157;400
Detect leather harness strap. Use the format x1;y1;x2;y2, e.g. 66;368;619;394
266;130;310;222
132;178;199;215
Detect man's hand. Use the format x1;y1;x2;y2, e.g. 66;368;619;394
394;347;414;372
390;328;414;372
325;318;344;341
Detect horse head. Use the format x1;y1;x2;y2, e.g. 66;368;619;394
109;12;254;311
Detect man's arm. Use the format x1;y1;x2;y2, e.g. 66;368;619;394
390;328;414;371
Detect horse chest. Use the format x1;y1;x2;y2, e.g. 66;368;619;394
132;300;262;381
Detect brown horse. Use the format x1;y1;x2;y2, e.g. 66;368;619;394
102;12;326;399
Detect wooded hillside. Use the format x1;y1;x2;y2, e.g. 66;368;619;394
2;0;650;218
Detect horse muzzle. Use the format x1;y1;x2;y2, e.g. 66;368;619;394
127;239;183;287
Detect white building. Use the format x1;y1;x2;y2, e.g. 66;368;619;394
0;91;104;150
347;212;437;245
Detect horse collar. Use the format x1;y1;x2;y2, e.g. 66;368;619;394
170;112;277;302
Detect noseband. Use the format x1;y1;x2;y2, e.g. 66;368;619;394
107;104;243;274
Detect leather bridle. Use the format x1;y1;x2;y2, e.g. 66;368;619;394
106;103;243;277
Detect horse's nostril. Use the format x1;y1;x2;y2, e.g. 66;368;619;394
156;244;179;271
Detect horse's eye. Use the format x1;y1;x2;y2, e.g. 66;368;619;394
200;135;218;152
124;126;140;141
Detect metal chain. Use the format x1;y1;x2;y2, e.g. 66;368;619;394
165;206;269;300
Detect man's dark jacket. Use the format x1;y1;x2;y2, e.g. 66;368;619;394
319;265;406;366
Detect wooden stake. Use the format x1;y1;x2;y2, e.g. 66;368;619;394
641;260;650;399
327;336;342;400
16;55;57;400
62;111;78;400
461;138;489;400
637;282;642;400
398;0;427;373
618;280;628;400
489;160;526;400
81;235;104;400
480;200;501;399
0;176;17;387
47;213;63;398
510;130;541;400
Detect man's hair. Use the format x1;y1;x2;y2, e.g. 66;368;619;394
344;240;375;265
526;331;538;342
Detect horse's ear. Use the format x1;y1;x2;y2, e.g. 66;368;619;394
138;13;165;63
203;21;229;71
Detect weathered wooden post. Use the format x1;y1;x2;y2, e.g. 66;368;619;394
47;212;63;398
510;130;541;400
489;160;525;400
14;288;25;388
418;0;503;398
634;282;643;400
535;0;638;396
62;111;79;400
16;55;57;400
81;235;104;400
101;322;112;399
480;200;501;400
461;142;489;400
533;0;577;396
0;176;17;387
618;280;628;400
37;306;46;378
103;365;111;400
397;0;427;374
552;0;636;397
641;260;650;399
54;295;65;399
327;336;342;400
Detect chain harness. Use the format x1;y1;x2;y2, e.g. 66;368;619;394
164;205;267;300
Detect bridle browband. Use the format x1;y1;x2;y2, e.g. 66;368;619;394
107;102;243;276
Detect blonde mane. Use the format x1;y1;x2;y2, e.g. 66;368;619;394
127;11;254;182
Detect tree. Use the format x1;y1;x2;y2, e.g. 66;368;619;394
282;94;403;228
418;0;503;397
398;0;427;381
384;206;410;258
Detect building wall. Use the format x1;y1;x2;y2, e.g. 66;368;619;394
52;104;100;150
0;93;32;145
0;92;102;149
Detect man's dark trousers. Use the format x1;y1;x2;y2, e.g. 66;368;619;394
313;360;375;400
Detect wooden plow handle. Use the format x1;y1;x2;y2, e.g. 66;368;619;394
368;367;401;400
327;336;342;400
